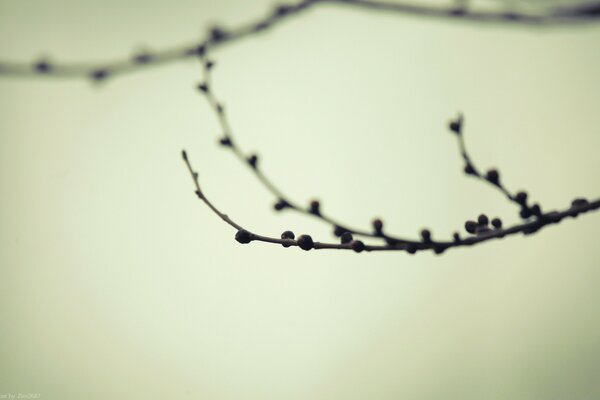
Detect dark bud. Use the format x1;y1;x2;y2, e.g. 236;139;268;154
281;230;295;240
274;4;291;16
351;240;365;253
491;218;503;229
216;103;224;114
297;234;314;251
485;169;500;185
281;230;295;247
530;204;542;217
205;60;215;70
465;220;477;234
219;136;232;147
449;114;463;134
309;200;321;215
210;27;228;43
333;226;346;237
406;244;417;254
186;44;206;57
34;60;51;73
420;229;432;243
181;150;188;161
464;163;476;175
520;207;532;219
273;199;289;211
340;232;353;244
515;191;528;205
572;198;589;208
134;52;153;64
90;68;108;81
247;154;258;169
197;82;209;93
372;218;383;235
453;232;461;243
235;229;252;244
477;214;489;226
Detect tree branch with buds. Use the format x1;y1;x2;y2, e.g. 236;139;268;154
185;50;600;254
1;0;599;82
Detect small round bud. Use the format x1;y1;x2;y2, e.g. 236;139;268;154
485;169;500;185
197;82;209;93
297;234;314;251
34;60;51;73
340;232;353;244
520;207;532;219
515;191;528;205
333;226;346;237
90;68;108;81
420;229;432;243
491;218;502;229
235;229;252;244
281;230;295;247
453;232;461;243
351;240;365;253
572;198;588;208
205;60;215;70
449;115;463;134
530;204;542;217
477;214;489;226
210;27;227;42
247;154;258;169
465;220;477;234
406;244;417;254
281;230;295;240
309;200;320;215
372;218;383;234
219;137;232;147
464;163;476;175
186;44;206;57
273;199;289;211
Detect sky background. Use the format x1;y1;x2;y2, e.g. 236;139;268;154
1;1;600;399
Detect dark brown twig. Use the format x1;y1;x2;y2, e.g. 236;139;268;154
447;113;542;219
183;149;600;254
2;0;599;82
190;50;600;254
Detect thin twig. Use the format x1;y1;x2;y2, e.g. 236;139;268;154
1;0;599;82
196;51;422;246
183;149;600;254
447;113;541;219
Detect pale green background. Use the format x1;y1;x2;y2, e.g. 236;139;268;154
1;1;600;399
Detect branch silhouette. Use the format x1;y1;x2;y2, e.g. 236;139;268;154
188;50;599;254
3;0;598;254
1;0;599;82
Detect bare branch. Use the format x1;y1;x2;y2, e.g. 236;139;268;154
183;148;600;254
2;0;599;82
447;113;541;219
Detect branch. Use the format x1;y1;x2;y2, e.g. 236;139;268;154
182;149;600;254
189;47;600;254
448;113;542;220
2;0;599;82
